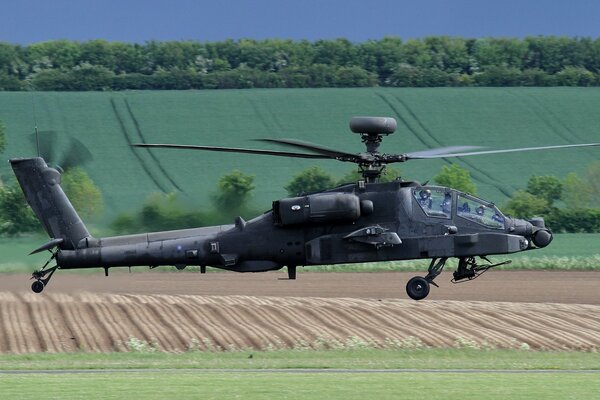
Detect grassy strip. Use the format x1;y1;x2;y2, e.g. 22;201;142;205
3;371;600;400
1;348;600;371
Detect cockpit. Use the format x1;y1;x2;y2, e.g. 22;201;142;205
413;187;505;229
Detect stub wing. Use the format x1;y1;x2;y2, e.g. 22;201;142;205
343;226;402;249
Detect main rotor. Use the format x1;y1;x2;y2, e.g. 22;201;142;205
132;116;600;184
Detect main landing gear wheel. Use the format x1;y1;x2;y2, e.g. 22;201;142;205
406;257;448;300
406;276;430;300
31;280;45;293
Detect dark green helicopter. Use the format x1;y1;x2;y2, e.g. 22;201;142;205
11;117;600;300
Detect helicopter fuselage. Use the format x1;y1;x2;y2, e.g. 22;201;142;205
56;180;549;273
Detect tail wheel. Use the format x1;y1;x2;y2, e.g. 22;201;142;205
406;276;430;300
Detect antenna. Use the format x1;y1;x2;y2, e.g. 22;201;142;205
29;83;40;157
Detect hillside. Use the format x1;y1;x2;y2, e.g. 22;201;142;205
0;88;599;222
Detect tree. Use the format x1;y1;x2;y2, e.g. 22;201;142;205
0;119;5;154
61;167;103;220
0;182;40;236
473;66;522;86
433;164;476;194
555;66;595;86
0;72;22;90
213;170;255;215
472;38;527;71
562;172;591;209
525;175;563;206
26;40;81;70
285;166;336;196
358;37;404;84
67;63;114;90
502;190;550;218
0;120;5;185
111;192;211;234
139;192;207;231
334;66;377;87
587;162;600;208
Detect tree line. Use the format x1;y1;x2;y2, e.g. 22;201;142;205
2;37;600;90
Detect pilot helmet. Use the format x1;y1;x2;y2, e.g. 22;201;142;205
420;189;431;199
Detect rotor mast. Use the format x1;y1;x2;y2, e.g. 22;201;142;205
349;116;397;183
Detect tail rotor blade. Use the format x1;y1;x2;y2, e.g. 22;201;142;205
59;138;93;170
29;130;57;163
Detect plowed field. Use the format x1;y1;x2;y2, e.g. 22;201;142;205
1;271;599;353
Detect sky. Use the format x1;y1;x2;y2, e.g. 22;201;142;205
1;0;599;44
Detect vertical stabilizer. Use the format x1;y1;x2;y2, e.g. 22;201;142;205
10;157;91;250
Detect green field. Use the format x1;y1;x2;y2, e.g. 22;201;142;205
2;350;600;400
2;348;599;370
2;371;599;400
1;88;599;221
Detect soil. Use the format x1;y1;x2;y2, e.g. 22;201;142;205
1;270;599;353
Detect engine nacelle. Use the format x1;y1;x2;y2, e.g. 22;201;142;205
273;193;362;227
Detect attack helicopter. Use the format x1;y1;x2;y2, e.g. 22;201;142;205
11;116;600;300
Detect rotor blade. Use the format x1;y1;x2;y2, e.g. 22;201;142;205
29;130;57;162
59;138;93;170
256;138;359;160
406;143;600;160
132;143;332;159
406;146;485;158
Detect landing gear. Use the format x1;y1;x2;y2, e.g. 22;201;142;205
287;265;297;280
30;251;59;294
31;280;45;293
406;277;430;300
406;257;448;300
31;265;58;294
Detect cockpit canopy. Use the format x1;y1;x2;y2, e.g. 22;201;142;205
413;186;505;229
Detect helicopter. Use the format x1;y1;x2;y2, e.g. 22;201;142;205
11;116;600;300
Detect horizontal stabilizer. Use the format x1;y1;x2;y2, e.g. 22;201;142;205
30;238;64;255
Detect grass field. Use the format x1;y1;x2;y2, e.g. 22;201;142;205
1;88;599;221
2;350;599;400
1;348;599;370
2;371;600;400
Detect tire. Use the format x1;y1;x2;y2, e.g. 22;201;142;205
31;280;45;294
406;276;430;300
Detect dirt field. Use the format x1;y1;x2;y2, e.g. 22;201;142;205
1;271;599;353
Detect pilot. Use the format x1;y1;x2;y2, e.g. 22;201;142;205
492;212;504;224
476;205;485;216
418;189;432;209
458;201;470;214
441;193;452;214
